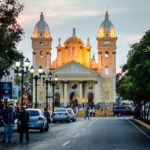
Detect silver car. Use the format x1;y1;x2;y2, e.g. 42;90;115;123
26;109;49;132
52;108;70;123
67;108;76;122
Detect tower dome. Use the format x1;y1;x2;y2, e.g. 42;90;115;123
33;12;50;38
98;12;115;38
64;28;84;46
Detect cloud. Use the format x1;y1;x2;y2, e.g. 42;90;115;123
118;33;142;46
17;15;38;27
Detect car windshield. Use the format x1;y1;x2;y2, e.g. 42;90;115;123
115;106;130;110
67;109;73;113
55;109;66;113
27;110;40;116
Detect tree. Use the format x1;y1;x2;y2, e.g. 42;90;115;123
118;30;150;105
0;0;24;78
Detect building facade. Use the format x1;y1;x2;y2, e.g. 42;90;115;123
31;12;117;107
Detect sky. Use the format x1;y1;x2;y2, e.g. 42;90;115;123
17;0;150;73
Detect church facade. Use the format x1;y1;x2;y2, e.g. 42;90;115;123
31;12;117;107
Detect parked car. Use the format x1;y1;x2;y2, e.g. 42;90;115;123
52;108;70;123
26;109;49;132
113;106;132;116
67;108;76;122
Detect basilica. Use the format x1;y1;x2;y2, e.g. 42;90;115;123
31;12;117;107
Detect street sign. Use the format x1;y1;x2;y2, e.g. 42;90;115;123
0;82;12;99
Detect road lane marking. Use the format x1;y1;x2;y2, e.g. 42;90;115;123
128;120;150;139
73;133;80;138
87;125;90;128
62;140;70;147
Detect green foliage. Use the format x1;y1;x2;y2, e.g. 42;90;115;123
14;72;33;101
0;0;24;78
118;30;150;103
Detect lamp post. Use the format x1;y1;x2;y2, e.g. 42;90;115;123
30;66;44;108
44;72;58;112
15;58;30;109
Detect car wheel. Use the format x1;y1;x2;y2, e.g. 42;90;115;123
73;119;76;122
40;127;44;133
53;119;56;123
67;119;70;123
45;123;49;132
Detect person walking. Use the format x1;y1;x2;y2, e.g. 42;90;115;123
84;107;90;120
19;106;29;142
2;106;16;143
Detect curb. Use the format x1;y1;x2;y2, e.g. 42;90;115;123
134;119;150;130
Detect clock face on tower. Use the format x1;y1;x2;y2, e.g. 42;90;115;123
104;41;109;46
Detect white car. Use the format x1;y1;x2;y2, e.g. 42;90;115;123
26;109;49;132
67;108;76;122
52;108;70;123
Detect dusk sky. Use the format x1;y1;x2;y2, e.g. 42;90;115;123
17;0;150;73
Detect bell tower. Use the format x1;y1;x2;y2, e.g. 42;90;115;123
31;12;52;107
97;12;117;102
31;12;52;74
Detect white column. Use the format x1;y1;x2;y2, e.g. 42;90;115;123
64;82;68;106
79;81;82;104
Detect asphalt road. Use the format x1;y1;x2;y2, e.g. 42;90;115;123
0;117;150;150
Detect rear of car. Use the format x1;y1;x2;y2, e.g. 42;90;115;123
52;108;70;123
114;106;132;116
67;108;76;122
26;109;49;132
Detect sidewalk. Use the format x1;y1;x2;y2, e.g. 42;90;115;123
134;119;150;130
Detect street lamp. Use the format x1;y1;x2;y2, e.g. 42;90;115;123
15;58;30;109
44;72;58;112
30;66;44;108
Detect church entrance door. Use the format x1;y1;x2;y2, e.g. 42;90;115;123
88;93;94;108
70;92;78;108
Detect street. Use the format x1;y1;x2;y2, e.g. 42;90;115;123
0;117;150;150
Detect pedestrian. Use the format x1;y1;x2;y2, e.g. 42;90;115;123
2;106;16;143
19;106;29;142
84;107;90;120
92;107;96;117
43;108;51;123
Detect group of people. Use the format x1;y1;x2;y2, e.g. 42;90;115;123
84;106;97;120
1;105;29;143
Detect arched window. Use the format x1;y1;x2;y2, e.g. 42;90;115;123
40;51;44;58
105;51;109;58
